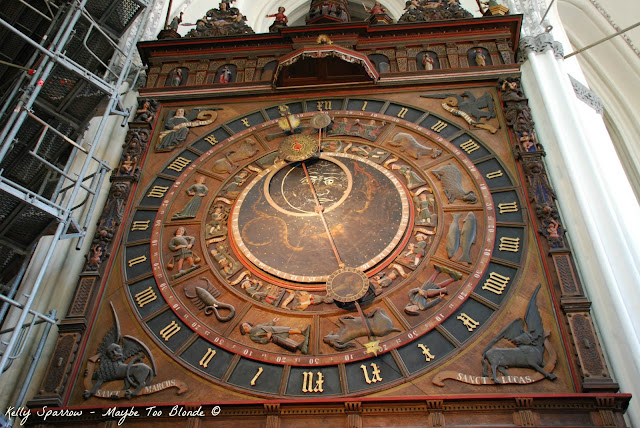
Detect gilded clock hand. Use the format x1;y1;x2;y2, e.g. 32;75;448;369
300;160;382;355
301;161;344;268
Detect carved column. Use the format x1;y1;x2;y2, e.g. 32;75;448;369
345;401;362;428
27;116;152;407
498;75;618;393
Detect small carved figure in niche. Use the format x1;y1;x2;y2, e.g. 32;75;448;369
482;284;557;383
324;308;400;351
389;132;442;160
363;1;387;15
370;270;398;295
413;189;437;226
87;244;105;270
168;12;183;30
266;6;288;32
220;170;250;199
119;155;137;176
546;218;561;239
404;265;461;315
218;66;232;84
432;163;478;204
167;227;200;277
240;318;310;354
519;131;536;151
83;303;158;399
399;233;429;267
474;48;487;67
171;68;184;86
209;244;241;277
172;176;208;220
422;52;435;70
134;99;157;123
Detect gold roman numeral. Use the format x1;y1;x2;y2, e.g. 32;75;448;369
240;118;250;127
482;272;510;295
159;321;180;341
204;134;218;145
417;344;435;362
250;367;264;386
199;348;217;368
457;313;480;331
127;255;147;268
131;220;150;231
167;156;192;172
317;101;332;110
147;186;169;198
499;237;520;253
486;170;503;179
134;286;157;308
361;101;368;111
302;371;325;393
460;139;480;154
498;202;519;214
397;107;409;118
430;120;448;133
360;363;383;384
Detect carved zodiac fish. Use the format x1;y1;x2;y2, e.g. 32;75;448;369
432;164;477;204
446;213;462;258
458;212;476;263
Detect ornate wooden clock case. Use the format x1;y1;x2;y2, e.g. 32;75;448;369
29;9;630;427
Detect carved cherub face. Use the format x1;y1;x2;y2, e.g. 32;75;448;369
107;343;124;362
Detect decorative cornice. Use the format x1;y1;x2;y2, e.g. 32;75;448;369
569;75;604;115
518;32;564;61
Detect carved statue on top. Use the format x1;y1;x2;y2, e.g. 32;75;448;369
399;0;472;23
185;1;254;38
266;6;288;32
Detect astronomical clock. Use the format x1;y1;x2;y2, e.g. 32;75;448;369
29;1;629;426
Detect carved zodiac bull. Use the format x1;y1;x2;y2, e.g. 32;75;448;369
323;308;400;351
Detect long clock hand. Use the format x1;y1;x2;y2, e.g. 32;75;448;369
301;161;344;268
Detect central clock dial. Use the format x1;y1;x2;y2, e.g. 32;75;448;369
230;152;412;284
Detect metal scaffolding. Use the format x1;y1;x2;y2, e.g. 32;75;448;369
0;0;152;420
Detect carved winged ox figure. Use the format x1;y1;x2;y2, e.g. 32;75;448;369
83;303;157;399
481;284;557;383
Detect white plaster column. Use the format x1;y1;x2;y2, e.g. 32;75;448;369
520;33;640;426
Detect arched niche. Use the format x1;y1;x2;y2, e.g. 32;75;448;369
368;53;390;73
417;51;440;70
165;67;189;86
467;47;492;67
214;64;238;84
